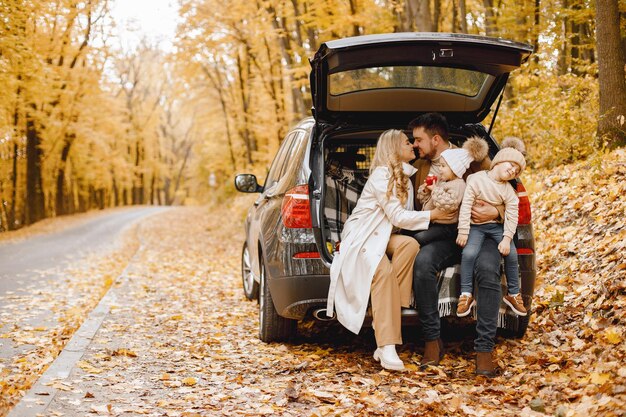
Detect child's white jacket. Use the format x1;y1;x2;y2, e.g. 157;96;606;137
326;163;430;334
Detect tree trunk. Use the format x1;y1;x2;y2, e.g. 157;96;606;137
348;0;361;36
459;0;468;33
55;137;73;215
532;0;540;64
621;11;626;65
558;0;569;74
570;2;595;75
263;2;307;117
571;20;581;71
164;178;172;206
25;113;45;225
257;36;287;143
150;175;155;205
112;176;119;206
10;94;20;230
405;0;434;31
236;51;255;164
173;143;192;203
133;141;144;204
433;0;441;32
482;0;497;36
201;63;237;171
9;141;18;230
0;189;8;232
596;0;626;148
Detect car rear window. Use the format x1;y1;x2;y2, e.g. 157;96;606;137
329;66;490;97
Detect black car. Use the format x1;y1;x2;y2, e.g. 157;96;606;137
235;33;536;343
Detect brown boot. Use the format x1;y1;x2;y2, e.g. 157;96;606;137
420;338;444;369
475;351;496;377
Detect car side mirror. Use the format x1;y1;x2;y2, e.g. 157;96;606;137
234;174;262;193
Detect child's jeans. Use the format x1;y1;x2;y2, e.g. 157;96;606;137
460;223;519;295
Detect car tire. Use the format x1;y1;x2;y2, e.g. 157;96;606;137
258;256;296;342
241;243;259;300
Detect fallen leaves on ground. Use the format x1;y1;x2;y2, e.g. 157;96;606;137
0;223;140;415
3;150;626;416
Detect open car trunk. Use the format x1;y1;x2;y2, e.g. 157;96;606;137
310;32;533;126
318;127;529;334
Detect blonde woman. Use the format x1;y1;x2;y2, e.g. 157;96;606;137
326;129;454;371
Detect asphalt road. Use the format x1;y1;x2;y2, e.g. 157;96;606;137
0;206;170;362
0;206;169;294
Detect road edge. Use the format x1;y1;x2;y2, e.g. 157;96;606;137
6;228;145;417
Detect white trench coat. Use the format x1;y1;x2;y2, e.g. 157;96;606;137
326;163;430;334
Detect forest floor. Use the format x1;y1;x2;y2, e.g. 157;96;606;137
1;149;625;416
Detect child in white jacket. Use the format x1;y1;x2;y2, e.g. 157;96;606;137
456;137;528;317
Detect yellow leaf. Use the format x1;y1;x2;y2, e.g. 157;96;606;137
404;363;419;371
78;361;103;374
605;328;622;345
590;373;611;385
112;348;137;357
182;377;197;386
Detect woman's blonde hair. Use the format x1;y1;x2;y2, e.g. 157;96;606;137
370;129;410;205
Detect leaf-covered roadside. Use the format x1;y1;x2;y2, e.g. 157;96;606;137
0;149;623;416
31;149;624;416
0;226;140;415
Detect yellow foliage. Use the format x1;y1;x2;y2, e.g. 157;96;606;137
490;72;599;169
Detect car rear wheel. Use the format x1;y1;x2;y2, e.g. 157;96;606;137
259;256;296;342
241;243;259;300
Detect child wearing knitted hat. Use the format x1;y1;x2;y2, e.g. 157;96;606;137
414;136;488;246
456;137;528;317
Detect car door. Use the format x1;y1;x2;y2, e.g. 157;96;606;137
248;131;300;278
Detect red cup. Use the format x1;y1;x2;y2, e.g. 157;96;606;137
425;175;437;186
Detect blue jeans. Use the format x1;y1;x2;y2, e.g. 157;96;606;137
460;223;519;295
473;238;503;352
412;239;460;342
413;235;502;352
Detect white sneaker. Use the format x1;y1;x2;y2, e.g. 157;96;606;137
373;345;405;371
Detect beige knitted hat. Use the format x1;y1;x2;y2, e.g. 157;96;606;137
440;136;489;178
491;137;527;172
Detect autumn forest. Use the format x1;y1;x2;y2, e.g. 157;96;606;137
0;0;625;231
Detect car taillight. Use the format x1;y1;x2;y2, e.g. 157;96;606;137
281;184;312;228
517;182;532;225
293;252;320;259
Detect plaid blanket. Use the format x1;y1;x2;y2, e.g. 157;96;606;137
324;160;368;243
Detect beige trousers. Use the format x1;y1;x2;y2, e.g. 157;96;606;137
371;234;420;347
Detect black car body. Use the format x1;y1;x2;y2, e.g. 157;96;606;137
235;33;536;342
